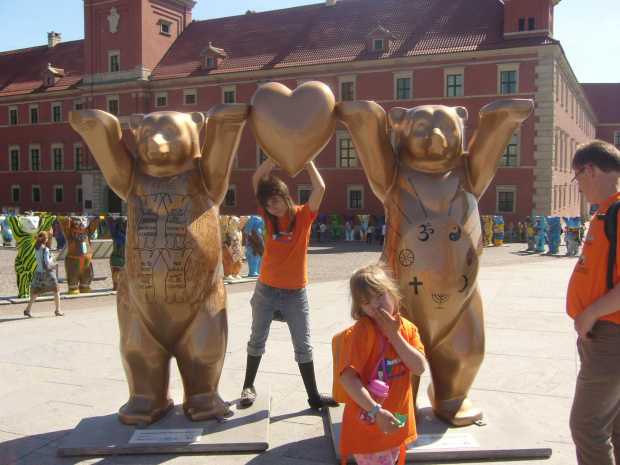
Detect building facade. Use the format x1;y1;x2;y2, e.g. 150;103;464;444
0;0;616;224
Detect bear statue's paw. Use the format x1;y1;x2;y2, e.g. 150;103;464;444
184;393;230;422
431;396;483;427
118;395;174;425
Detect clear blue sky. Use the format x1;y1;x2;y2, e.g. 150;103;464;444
0;0;618;83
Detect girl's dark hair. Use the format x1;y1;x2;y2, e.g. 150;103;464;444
256;175;297;233
35;231;49;250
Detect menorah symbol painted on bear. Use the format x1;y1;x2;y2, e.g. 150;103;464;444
432;293;451;309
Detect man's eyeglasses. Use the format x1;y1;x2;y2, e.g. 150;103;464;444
571;165;591;185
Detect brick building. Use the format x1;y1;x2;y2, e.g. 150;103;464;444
0;0;616;224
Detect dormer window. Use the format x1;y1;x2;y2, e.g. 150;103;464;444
41;63;65;87
199;41;227;70
365;23;394;53
159;20;172;35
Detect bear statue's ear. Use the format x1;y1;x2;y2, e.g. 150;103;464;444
190;112;205;131
455;106;468;122
128;114;146;136
388;107;407;129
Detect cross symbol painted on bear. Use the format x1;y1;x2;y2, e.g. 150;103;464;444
409;277;423;295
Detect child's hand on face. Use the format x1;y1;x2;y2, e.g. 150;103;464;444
374;308;401;340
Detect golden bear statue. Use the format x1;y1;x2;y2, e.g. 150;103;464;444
336;99;533;426
70;106;248;425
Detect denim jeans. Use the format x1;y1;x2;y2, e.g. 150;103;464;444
247;281;313;363
570;320;620;465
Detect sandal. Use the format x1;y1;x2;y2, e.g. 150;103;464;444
55;310;65;317
23;309;33;318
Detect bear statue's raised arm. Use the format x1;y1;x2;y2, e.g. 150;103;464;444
335;101;397;204
201;104;249;206
69;110;135;200
465;99;534;199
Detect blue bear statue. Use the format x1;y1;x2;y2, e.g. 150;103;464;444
563;216;581;256
546;217;562;254
244;215;265;277
492;216;504;246
534;216;548;252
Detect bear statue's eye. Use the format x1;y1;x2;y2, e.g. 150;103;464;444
141;128;152;139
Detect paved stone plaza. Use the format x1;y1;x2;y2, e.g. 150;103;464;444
0;240;581;464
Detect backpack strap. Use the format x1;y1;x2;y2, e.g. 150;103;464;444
597;199;620;289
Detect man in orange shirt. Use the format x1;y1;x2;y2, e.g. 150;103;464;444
567;140;620;465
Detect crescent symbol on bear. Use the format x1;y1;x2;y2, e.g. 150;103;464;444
458;275;469;293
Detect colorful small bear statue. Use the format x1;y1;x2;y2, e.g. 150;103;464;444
244;215;265;277
546;217;562;254
492;216;504;246
563;216;582;256
59;216;101;294
105;216;127;291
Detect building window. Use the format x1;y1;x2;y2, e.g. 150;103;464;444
518;18;525;31
347;185;364;210
75;145;83;170
30;106;38;124
298;184;312;205
109;51;120;72
52;104;62;122
9;107;17;125
74;101;83;111
258;147;269;166
108;98;119;116
30;148;41;171
499;134;519;166
54;185;64;203
446;73;463;97
528;18;535;30
77;185;83;204
340;79;355;102
496;186;516;213
9;147;19;171
12;185;20;203
373;38;383;50
184;90;197;105
224;186;236;207
339;137;357;168
53;146;64;170
160;21;171;35
396;77;411;100
155;93;168;108
223;89;236;103
32;185;41;203
500;70;517;94
614;131;620;148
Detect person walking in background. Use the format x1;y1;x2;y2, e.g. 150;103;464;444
338;265;426;464
366;224;373;244
319;222;327;243
240;158;337;410
23;232;63;318
566;140;620;465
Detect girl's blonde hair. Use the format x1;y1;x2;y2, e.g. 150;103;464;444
34;231;49;250
349;264;402;320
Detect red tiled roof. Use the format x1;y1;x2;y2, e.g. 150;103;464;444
581;83;620;124
151;0;558;80
0;40;84;97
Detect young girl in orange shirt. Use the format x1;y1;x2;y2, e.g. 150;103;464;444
339;265;426;464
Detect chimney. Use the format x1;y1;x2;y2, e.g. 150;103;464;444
48;31;61;49
326;0;339;6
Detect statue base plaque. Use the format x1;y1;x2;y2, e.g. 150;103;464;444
57;388;270;457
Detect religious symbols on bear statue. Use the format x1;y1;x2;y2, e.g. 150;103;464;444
563;216;581;256
105;216;127;291
546;217;562;254
336;98;533;426
70;104;248;425
58;216;101;294
7;215;56;298
244;215;265;278
220;215;243;281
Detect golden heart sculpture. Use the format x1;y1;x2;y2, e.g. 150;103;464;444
250;81;336;177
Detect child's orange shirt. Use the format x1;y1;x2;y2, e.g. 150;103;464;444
258;204;317;289
567;191;620;324
338;316;425;456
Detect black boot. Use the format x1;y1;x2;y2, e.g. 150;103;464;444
298;361;338;410
241;354;262;406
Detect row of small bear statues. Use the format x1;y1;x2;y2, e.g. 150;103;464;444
481;215;583;255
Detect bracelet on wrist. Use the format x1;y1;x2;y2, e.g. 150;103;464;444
368;403;382;420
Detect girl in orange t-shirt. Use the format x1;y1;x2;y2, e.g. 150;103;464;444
339;265;426;464
240;158;338;411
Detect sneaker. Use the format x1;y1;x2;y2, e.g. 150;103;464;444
240;386;256;407
308;394;339;410
273;308;286;322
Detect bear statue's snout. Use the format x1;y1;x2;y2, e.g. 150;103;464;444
426;128;447;156
147;133;169;158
